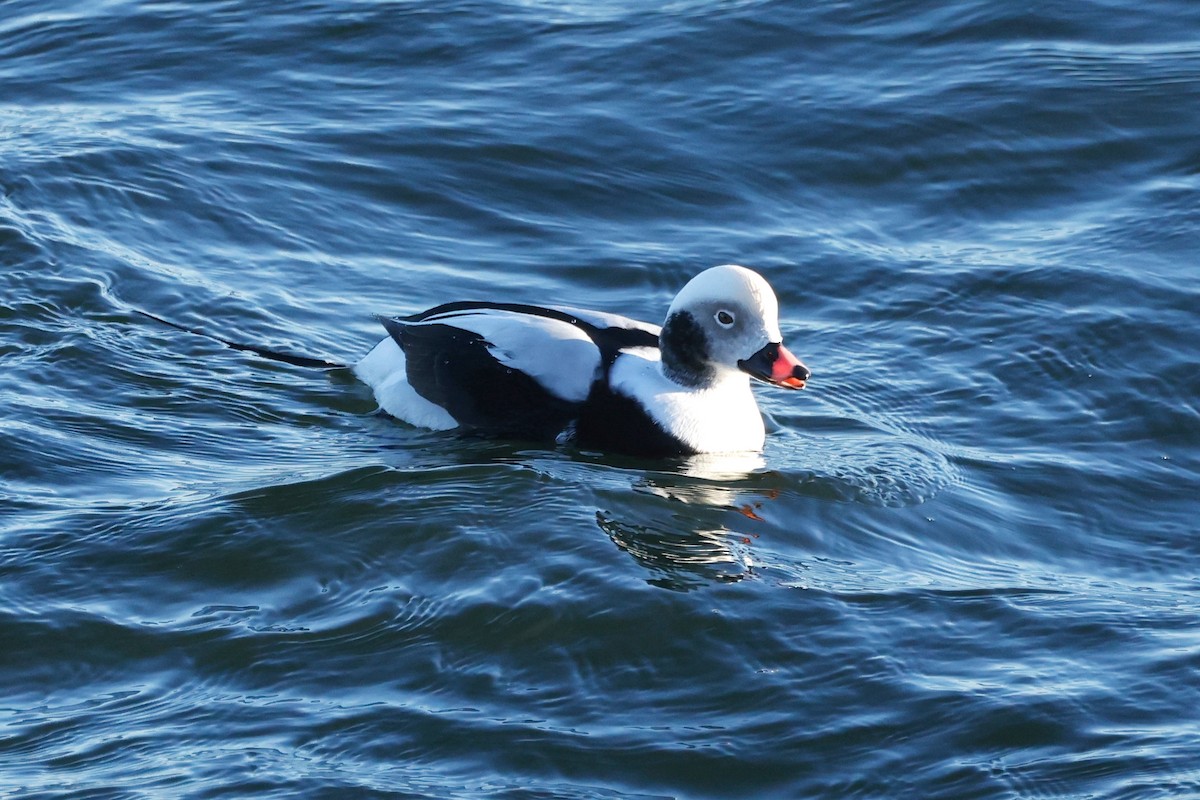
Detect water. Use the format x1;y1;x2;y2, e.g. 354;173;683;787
2;1;1199;797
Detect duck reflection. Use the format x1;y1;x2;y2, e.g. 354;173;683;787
595;451;781;591
596;511;753;591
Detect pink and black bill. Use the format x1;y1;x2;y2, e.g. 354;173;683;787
737;342;810;389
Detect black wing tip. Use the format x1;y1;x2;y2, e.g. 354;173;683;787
377;315;408;344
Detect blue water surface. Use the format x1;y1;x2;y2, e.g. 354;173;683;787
2;1;1199;797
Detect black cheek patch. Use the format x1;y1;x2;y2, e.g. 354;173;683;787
659;311;713;387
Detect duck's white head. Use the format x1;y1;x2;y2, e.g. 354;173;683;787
660;264;810;390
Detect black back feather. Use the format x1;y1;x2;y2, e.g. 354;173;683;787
381;316;578;440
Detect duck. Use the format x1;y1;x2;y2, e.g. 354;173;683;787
354;264;810;457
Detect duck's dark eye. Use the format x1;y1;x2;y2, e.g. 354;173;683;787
715;310;735;327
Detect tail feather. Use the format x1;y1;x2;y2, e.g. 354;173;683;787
135;310;345;370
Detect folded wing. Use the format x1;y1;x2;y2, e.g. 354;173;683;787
380;304;603;439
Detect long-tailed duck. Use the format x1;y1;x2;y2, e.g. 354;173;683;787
354;264;809;457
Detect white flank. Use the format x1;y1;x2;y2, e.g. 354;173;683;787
354;337;458;430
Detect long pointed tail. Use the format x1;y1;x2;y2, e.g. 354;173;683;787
135;310;346;370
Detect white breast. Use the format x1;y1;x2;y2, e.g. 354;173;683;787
609;348;766;453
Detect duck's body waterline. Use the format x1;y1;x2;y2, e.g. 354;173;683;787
355;265;810;457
